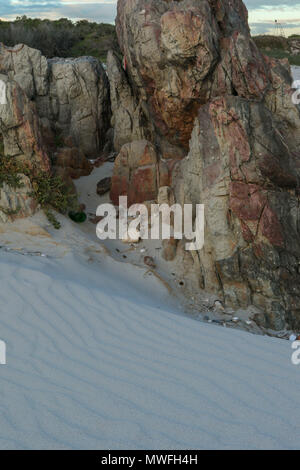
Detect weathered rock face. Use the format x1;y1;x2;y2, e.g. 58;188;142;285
0;43;110;220
113;0;272;156
0;71;50;173
174;96;300;330
110;140;158;206
110;0;300;329
0;45;51;220
0;43;110;158
53;146;93;180
39;56;110;157
0;175;37;223
107;51;152;152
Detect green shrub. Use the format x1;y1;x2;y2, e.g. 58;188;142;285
259;48;300;66
0;155;24;190
28;170;77;229
29;170;76;214
0;16;120;60
0;150;77;228
253;35;289;51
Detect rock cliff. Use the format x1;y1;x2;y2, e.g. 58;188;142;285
107;0;300;330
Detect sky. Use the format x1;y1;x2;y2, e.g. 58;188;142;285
0;0;299;36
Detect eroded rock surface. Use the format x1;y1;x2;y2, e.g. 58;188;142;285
175;96;300;329
0;43;110;219
109;0;300;330
0;175;37;223
0;44;110;157
110;140;158;206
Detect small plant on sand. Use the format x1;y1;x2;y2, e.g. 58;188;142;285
28;170;77;229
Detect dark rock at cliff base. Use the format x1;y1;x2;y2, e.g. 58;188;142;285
97;177;112;196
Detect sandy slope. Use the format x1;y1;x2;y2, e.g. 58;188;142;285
0;237;300;449
0;66;299;451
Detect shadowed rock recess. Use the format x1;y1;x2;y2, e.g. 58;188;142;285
107;0;300;330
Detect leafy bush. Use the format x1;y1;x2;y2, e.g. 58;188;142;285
253;34;300;66
0;155;24;190
253;35;289;51
0;16;120;61
259;48;300;66
29;171;76;215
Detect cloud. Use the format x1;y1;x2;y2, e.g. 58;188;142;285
244;0;300;34
245;0;293;6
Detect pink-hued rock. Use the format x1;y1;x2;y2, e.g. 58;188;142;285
0;78;50;173
0;76;51;221
175;96;300;330
110;140;158;206
113;0;272;156
54;147;93;180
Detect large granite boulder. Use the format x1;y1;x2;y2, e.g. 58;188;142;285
174;96;300;330
39;56;110;157
0;43;110;220
0;75;50;172
112;0;272;157
0;47;51;220
109;0;300;329
0;43;110;158
110;140;158;206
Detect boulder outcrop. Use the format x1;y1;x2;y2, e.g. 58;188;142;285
0;43;110;219
175;96;300;329
109;0;300;330
110;140;158;206
0;44;110;158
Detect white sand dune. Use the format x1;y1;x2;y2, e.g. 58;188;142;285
0;245;300;450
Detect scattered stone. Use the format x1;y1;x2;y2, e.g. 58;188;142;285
89;215;104;225
144;256;156;269
110;140;158;206
214;301;225;312
97;177;112;196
